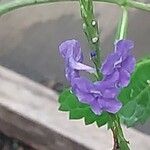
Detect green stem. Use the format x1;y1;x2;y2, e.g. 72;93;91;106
128;0;150;12
111;115;129;150
79;0;102;80
0;0;149;17
118;6;128;40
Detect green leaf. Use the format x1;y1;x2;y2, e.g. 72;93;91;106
69;108;85;119
59;90;79;111
84;108;97;125
58;89;109;127
58;89;70;103
119;141;130;150
96;112;110;127
119;57;150;127
107;114;116;129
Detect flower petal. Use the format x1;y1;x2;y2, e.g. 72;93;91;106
99;98;122;114
90;99;102;115
122;55;136;73
72;77;95;104
102;70;120;87
115;40;134;59
59;39;83;62
103;88;119;99
69;57;96;73
72;77;94;93
59;39;85;83
73;86;94;103
65;67;79;82
101;53;120;75
118;69;130;87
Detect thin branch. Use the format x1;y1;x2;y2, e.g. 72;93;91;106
118;6;128;40
0;0;149;17
128;0;150;12
111;127;120;150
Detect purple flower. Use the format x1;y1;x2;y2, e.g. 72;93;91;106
72;77;122;115
59;39;95;84
101;40;136;87
59;39;135;115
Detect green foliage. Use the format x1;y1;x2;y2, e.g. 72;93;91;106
119;57;150;127
58;89;110;127
119;141;130;150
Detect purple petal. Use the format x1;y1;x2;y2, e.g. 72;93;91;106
73;86;94;103
59;39;85;83
59;40;74;59
122;55;136;73
72;77;95;104
118;69;130;87
90;99;102;115
65;67;79;82
115;40;134;59
103;88;119;99
72;77;94;93
59;39;83;62
99;98;122;114
94;79;119;98
101;52;120;75
69;57;96;74
102;70;120;87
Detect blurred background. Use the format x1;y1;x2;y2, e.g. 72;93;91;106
0;0;149;149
